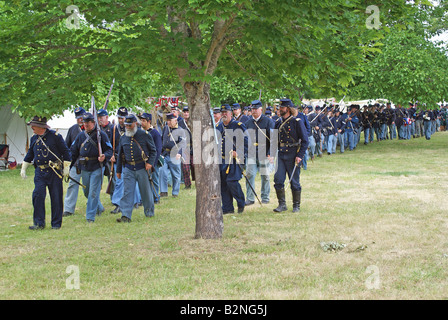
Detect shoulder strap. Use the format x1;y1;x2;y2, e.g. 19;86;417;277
81;131;98;151
37;134;62;163
131;136;148;161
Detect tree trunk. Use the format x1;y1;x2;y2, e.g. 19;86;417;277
184;81;223;239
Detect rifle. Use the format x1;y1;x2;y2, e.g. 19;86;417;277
91;95;103;168
309;104;329;125
106;119;116;195
103;78;115;110
347;111;358;134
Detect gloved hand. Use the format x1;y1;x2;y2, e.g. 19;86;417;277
63;161;71;178
20;161;32;179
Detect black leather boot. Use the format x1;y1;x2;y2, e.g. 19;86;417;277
273;188;287;212
292;189;301;212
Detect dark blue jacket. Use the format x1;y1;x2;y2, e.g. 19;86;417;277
344;112;359;132
217;118;249;167
70;127;113;171
24;129;71;167
275;115;309;160
65;124;84;149
321;115;336;136
385;108;396;125
234;113;250;124
245;114;274;158
297;112;311;137
335;114;347;133
116;128;156;173
147;127;162;167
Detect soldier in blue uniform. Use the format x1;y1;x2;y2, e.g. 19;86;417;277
63;107;86;217
333;107;346;153
273;99;309;213
98;108;114;141
232;103;250;124
353;105;363;148
160;113;186;197
311;106;323;157
70;113;113;223
21;116;71;230
110;107;129;213
385;102;396;139
213;107;222;125
305;106;318;161
97;108;115;185
217;104;249;214
423;109;433;140
244;100;274;205
361;106;372;145
322;109;337;154
138;112;163;203
180;105;193;189
415;108;424;138
116;114;157;222
409;103;416;138
378;105;387;140
372;106;381;142
395;104;406;139
344;105;359;151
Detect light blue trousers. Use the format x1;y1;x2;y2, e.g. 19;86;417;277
63;166;82;214
120;167;154;219
81;168;104;221
246;159;271;202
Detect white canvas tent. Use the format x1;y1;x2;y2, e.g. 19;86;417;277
0;105;34;165
47;109;77;140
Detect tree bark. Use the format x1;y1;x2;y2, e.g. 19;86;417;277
184;81;223;239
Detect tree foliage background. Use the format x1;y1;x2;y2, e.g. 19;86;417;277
349;0;448;107
0;0;426;118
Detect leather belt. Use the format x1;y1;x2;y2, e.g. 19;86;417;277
126;159;145;166
280;142;299;148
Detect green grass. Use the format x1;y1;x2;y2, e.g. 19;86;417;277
1;132;447;299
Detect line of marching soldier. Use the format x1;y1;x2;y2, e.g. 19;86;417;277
297;102;447;169
21;100;445;229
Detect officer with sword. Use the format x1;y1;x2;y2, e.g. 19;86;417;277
21;116;72;230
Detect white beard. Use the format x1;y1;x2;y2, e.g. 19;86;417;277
125;126;138;137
